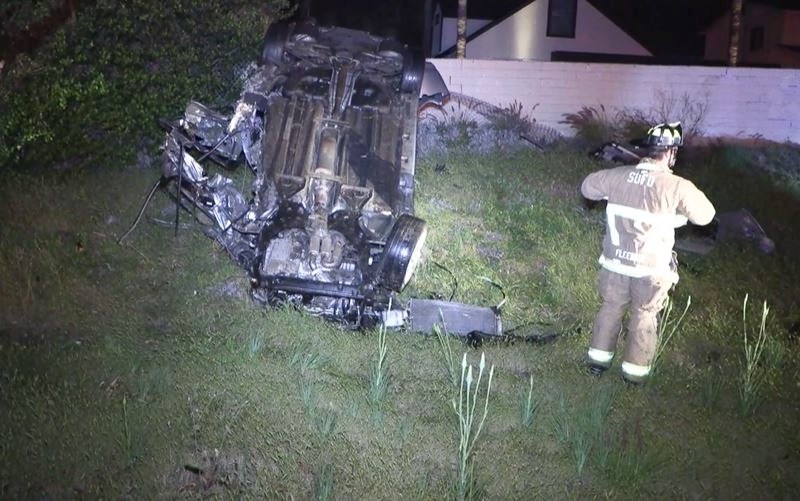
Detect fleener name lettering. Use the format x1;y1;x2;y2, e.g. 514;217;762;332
615;248;645;262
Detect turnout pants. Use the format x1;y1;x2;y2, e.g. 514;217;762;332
587;268;672;381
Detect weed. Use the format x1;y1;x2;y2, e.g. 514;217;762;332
763;335;785;372
738;294;771;417
553;396;572;444
453;352;495;500
314;407;338;438
289;345;324;375
121;395;134;466
313;461;334;500
561;89;709;147
300;380;315;415
486;100;527;130
651;295;692;376
519;374;538;428
368;322;390;408
561;105;619;145
433;102;480;151
247;329;268;356
554;388;615;475
434;324;459;389
421;96;560;156
649;88;709;140
571;429;593;476
699;367;723;410
597;418;664;491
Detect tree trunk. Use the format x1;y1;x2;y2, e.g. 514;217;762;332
728;0;743;66
423;0;432;57
456;0;467;59
298;0;312;19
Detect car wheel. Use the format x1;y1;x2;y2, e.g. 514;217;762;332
292;19;319;43
379;214;427;291
401;49;425;94
378;38;405;58
261;21;292;65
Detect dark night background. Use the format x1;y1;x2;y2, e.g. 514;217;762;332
302;0;740;58
4;0;798;64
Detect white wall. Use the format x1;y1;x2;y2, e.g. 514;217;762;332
428;58;800;144
440;0;650;60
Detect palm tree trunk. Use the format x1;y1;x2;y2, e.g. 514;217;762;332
298;0;311;19
456;0;467;59
423;0;433;57
728;0;743;66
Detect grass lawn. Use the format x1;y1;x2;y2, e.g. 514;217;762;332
1;138;799;498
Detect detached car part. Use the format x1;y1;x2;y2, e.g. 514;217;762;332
155;20;482;332
590;141;643;164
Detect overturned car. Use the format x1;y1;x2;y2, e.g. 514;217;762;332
156;20;478;330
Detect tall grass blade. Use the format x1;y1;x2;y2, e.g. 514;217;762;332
368;321;390;408
452;352;495;500
520;374;537;428
434;322;458;389
738;294;771;417
651;295;692;375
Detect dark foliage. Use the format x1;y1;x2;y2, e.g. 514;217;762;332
0;0;292;170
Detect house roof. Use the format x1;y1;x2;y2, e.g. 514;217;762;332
438;0;531;19
438;0;735;58
438;0;657;57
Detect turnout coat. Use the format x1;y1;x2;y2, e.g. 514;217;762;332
581;161;716;283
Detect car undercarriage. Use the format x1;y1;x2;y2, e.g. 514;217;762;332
151;20;501;334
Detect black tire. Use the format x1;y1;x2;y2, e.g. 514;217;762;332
379;215;427;291
261;21;292;66
400;49;425;94
293;19;319;42
378;38;405;58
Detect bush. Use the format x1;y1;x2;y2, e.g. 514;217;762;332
560;105;650;146
418;98;561;157
561;89;709;147
0;0;292;170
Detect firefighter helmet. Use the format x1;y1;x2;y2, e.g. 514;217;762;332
645;122;683;148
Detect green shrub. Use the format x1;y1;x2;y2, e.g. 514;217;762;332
561;88;709;146
0;0;292;169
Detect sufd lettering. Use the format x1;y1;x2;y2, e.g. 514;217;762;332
626;170;655;187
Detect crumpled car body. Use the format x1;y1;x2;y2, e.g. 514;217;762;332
160;20;453;328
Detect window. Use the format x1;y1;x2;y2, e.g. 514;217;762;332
750;26;764;51
547;0;577;38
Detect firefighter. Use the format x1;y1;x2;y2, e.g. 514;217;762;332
580;122;715;384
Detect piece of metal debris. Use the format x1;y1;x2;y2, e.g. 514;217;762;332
675;208;775;255
590;141;643;164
